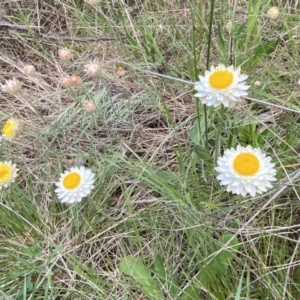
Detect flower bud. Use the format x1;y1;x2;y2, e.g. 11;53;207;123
83;101;96;113
225;20;233;32
84;61;101;77
58;48;73;62
23;65;36;75
62;75;82;88
117;66;126;76
267;7;279;19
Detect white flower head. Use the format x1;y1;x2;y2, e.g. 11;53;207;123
215;145;276;197
0;161;18;189
194;64;249;108
1;78;22;95
55;166;95;203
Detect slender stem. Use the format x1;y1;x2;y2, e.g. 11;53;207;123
191;9;202;145
215;105;225;165
206;0;215;74
204;0;215;146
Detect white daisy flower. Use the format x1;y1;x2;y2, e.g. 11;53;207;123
194;64;249;107
215;145;276;197
0;161;18;189
55;166;95;203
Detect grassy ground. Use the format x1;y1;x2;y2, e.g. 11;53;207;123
1;0;300;299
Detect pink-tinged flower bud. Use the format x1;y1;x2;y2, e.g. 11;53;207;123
62;75;82;88
83;101;96;113
23;65;36;75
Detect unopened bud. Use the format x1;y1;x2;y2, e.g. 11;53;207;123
58;48;73;62
84;61;101;77
225;20;233;32
117;66;126;76
62;75;82;88
267;7;279;19
83;101;96;113
23;65;35;75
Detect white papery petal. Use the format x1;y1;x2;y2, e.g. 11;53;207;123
194;65;249;108
55;166;95;204
215;145;276;197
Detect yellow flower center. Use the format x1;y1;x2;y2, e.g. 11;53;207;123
233;152;260;176
0;164;12;182
209;70;234;89
63;172;81;190
2;119;17;137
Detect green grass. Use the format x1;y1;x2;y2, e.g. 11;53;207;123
1;0;300;299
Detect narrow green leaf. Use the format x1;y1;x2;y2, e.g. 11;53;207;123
235;268;245;300
119;256;163;300
193;145;213;163
199;234;239;288
189;120;201;144
154;171;178;183
216;23;227;61
253;39;279;58
154;255;166;284
179;283;201;300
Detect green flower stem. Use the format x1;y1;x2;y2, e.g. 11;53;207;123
205;0;215;147
215;105;225;165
